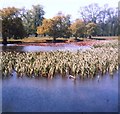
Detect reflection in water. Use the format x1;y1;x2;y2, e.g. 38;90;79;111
2;71;118;112
1;44;91;52
2;46;24;52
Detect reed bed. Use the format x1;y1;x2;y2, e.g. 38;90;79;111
1;40;118;79
93;40;118;48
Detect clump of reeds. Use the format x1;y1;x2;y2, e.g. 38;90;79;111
1;40;118;79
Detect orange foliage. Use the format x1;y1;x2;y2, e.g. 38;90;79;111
37;18;53;35
70;19;85;38
37;13;71;38
0;7;19;18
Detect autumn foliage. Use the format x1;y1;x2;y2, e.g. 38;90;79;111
70;19;86;39
37;19;53;36
37;13;71;41
37;17;97;40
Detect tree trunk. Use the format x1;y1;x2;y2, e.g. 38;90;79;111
75;36;77;40
2;37;7;45
35;33;38;37
89;35;91;39
53;37;56;43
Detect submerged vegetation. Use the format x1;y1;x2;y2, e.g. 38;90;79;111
1;40;118;79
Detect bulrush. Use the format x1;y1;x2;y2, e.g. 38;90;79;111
1;40;118;79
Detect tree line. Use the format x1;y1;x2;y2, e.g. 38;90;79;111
0;3;118;43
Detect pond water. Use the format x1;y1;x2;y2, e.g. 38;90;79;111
1;44;118;112
1;44;91;52
2;71;118;112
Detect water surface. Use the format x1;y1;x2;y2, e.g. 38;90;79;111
1;44;118;112
1;44;91;52
2;71;118;112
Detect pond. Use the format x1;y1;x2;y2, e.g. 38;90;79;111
1;44;91;52
1;44;118;112
2;70;118;112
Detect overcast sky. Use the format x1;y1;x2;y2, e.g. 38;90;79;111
0;0;119;20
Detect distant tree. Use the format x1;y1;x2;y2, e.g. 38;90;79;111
0;7;26;44
97;6;118;36
37;18;53;36
20;8;35;36
79;3;101;23
79;3;118;36
106;7;118;36
22;5;45;37
58;13;71;38
70;19;86;39
51;13;71;39
0;17;2;37
37;13;71;41
11;17;26;38
85;22;97;38
118;3;120;36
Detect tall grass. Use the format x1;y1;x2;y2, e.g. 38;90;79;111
1;40;118;79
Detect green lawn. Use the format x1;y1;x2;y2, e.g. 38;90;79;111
92;36;118;40
0;37;84;43
0;36;118;43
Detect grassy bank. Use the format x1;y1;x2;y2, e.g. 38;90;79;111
0;37;83;43
0;36;118;43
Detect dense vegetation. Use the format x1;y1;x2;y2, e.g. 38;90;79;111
1;40;118;79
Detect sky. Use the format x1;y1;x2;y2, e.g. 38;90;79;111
0;0;119;20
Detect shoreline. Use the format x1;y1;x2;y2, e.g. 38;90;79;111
14;40;111;47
